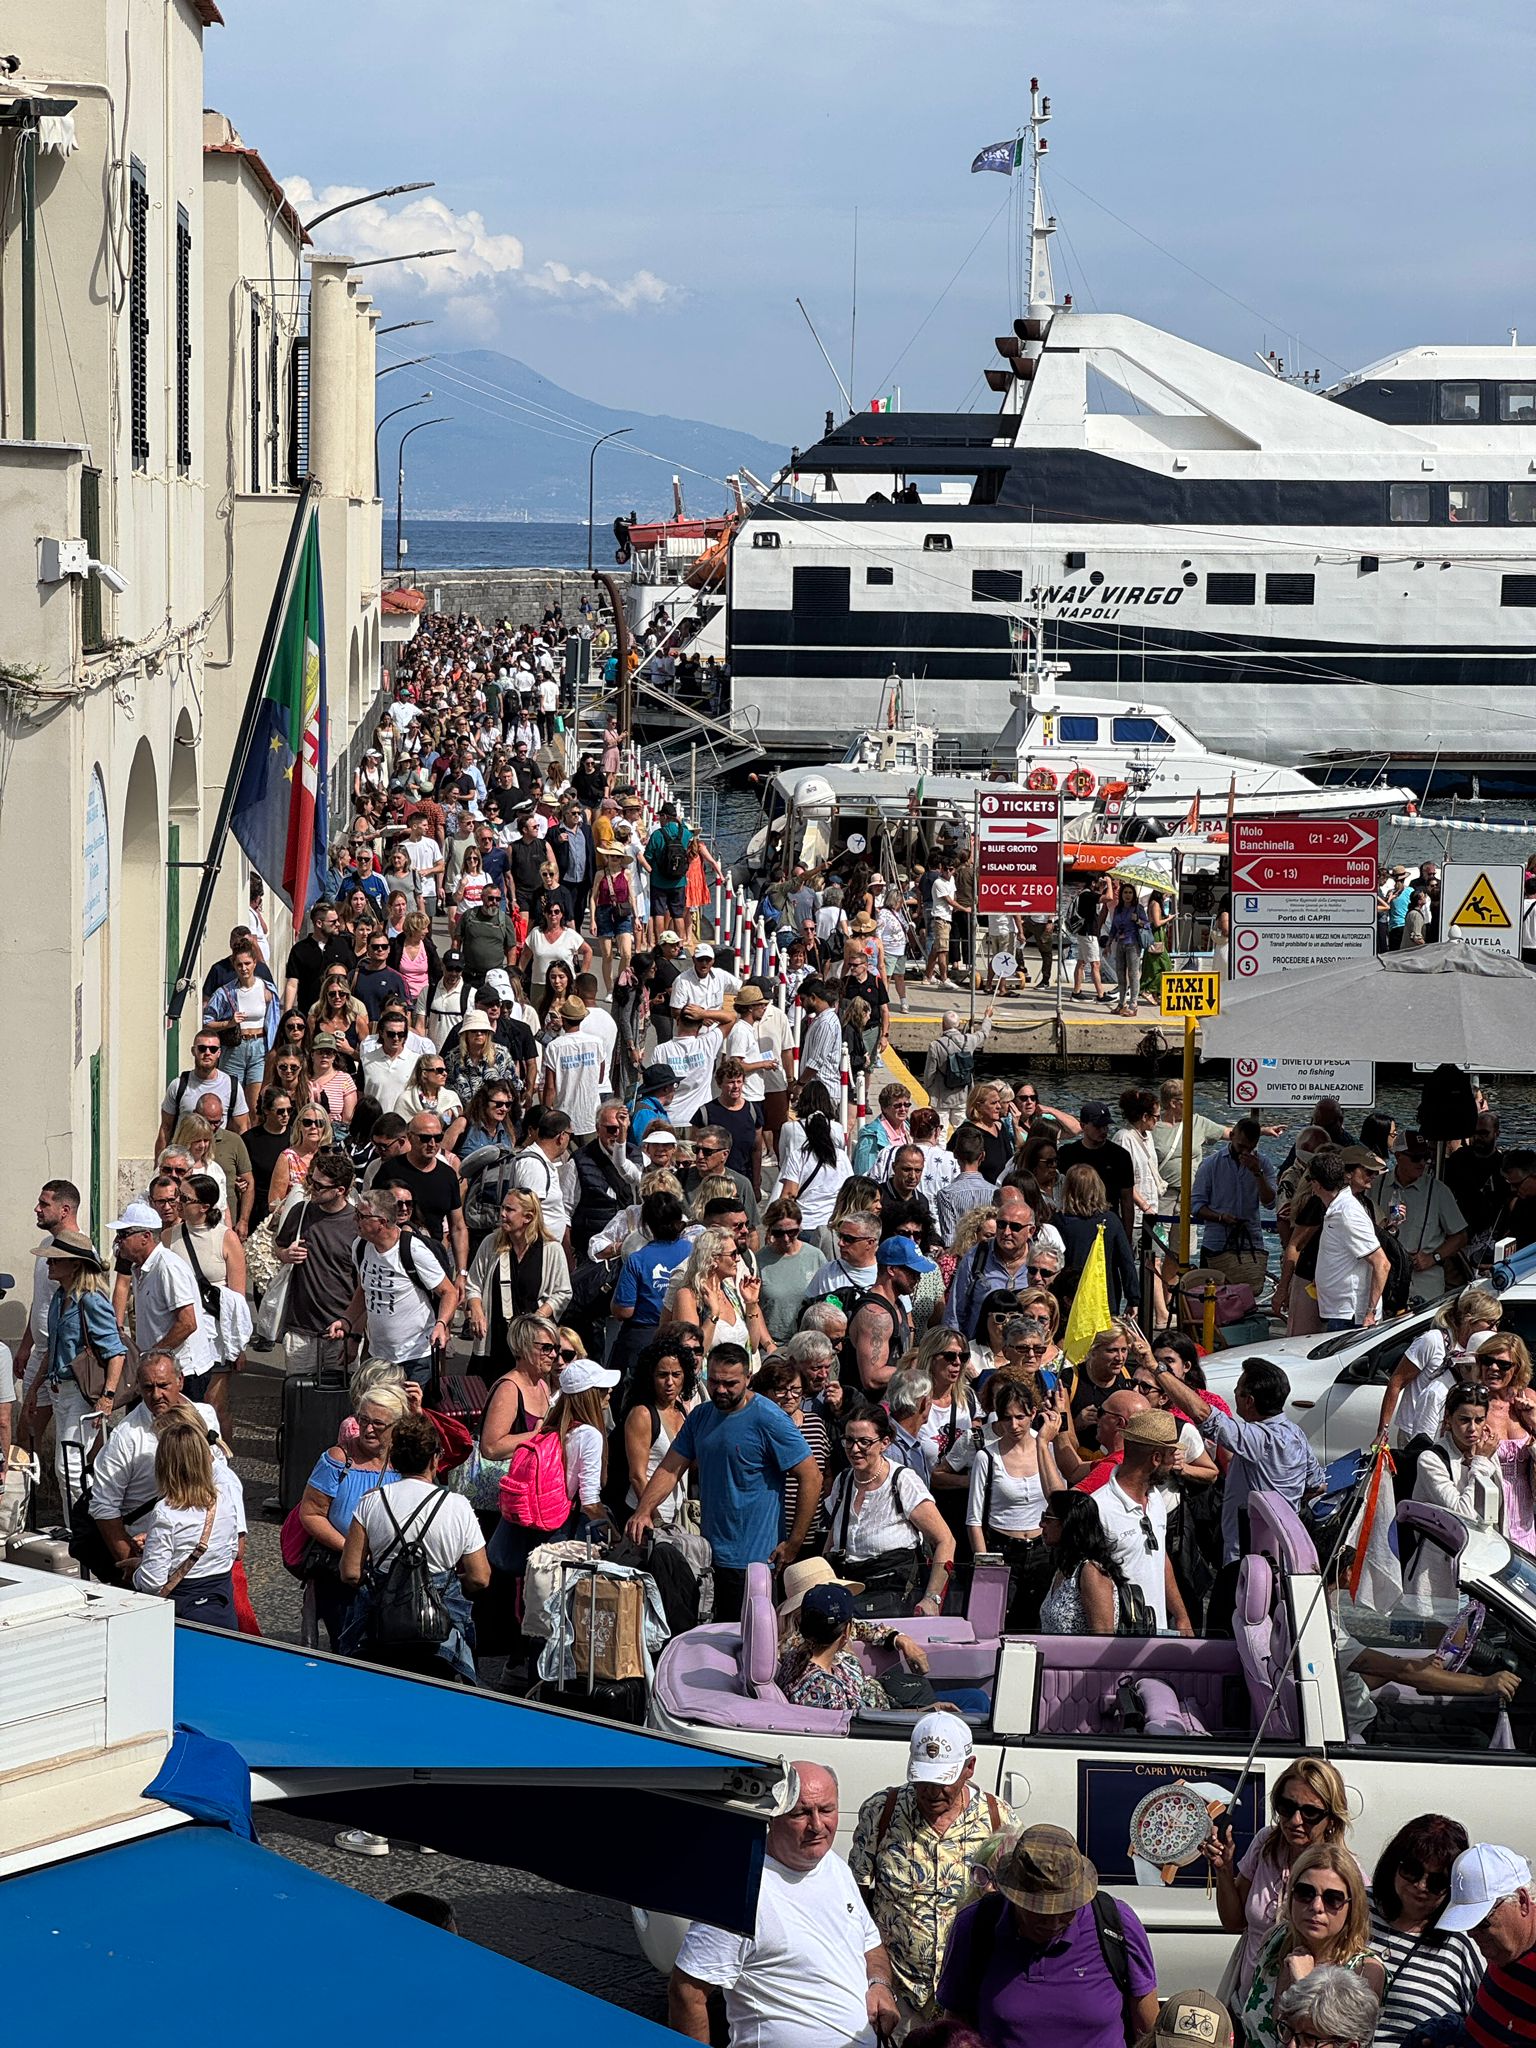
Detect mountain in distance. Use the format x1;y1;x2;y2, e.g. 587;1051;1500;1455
392;349;790;522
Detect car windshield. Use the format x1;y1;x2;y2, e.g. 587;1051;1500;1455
1493;1550;1536;1614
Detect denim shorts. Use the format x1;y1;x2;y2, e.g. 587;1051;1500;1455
596;904;634;938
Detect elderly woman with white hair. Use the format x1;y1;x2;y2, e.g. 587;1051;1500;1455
922;1007;992;1116
1273;1965;1381;2048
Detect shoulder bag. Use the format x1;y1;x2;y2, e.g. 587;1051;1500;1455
156;1501;219;1598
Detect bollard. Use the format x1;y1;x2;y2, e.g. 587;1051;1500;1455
712;879;724;939
1201;1281;1217;1354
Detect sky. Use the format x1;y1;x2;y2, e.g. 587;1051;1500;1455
206;0;1536;457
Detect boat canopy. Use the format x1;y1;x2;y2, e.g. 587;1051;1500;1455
3;1826;680;2045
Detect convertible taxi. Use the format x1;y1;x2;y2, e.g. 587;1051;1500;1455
638;1492;1536;1982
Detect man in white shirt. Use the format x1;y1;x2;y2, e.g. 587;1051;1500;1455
657;1008;722;1127
572;973;618;1076
329;1190;456;1385
361;1026;418;1115
513;1109;576;1241
670;1760;896;2048
403;812;445;912
1092;1409;1193;1635
1311;1150;1391;1330
541;997;608;1138
111;1201;219;1397
798;980;845;1097
90;1350;226;1575
723;983;781;1108
670;940;739;1026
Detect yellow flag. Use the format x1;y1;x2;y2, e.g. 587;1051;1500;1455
1063;1223;1111;1365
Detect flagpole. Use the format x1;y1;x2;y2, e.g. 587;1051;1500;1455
166;478;320;1027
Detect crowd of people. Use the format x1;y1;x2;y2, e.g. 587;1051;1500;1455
8;603;1536;2047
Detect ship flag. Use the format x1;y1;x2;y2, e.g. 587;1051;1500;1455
971;137;1024;176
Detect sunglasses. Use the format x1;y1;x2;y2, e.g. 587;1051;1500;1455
1016;1092;1038;1104
1131;1378;1160;1396
1398;1857;1452;1893
843;1435;880;1450
300;1117;326;1128
413;1133;442;1145
767;1226;800;1240
1275;1793;1329;1827
995;1218;1030;1234
1292;1881;1349;1914
531;1339;559;1354
1012;1340;1048;1355
938;1349;968;1364
559;1348;580;1364
489;1100;512;1111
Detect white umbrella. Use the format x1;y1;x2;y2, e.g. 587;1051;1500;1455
1203;942;1536;1069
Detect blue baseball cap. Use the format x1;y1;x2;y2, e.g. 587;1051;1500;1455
801;1583;856;1629
877;1236;938;1275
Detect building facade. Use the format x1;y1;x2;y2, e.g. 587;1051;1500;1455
0;0;383;1236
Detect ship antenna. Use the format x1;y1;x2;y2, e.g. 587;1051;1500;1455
1025;77;1057;321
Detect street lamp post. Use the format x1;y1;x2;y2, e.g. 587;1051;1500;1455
303;181;434;235
376;354;433;378
375;391;432;498
587;426;633;571
396;416;449;577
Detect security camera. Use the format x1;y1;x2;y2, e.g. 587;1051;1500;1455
88;557;127;594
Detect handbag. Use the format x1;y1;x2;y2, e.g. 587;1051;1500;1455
880;1668;938;1709
254;1200;309;1347
157;1501;218;1597
245;1215;282;1302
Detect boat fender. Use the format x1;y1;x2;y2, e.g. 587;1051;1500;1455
1026;765;1059;793
1064;767;1096;799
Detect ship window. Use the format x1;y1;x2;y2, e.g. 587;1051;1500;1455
972;568;1023;602
1112;717;1172;745
1389;484;1432;523
1501;576;1536;607
922;534;953;551
866;565;894;585
792;565;850;615
1509;485;1536;524
1438;382;1483;423
750;530;780;549
1206;573;1256;605
1265;572;1315;605
1448;484;1489;524
1057;715;1099;742
1499;383;1536;423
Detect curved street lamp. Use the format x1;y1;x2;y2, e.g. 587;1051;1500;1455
587;425;633;571
303;181;434;235
374;391;432;497
395;415;450;576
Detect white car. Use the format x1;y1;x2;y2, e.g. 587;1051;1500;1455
1198;1255;1536;1463
638;1490;1536;1986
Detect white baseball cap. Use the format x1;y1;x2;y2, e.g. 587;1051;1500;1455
560;1359;620;1397
107;1201;165;1233
906;1712;973;1786
1439;1843;1533;1931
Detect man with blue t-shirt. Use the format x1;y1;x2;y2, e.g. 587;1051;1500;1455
627;1341;821;1622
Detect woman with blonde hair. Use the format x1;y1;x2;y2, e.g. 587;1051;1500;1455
394;907;440;1021
297;1381;408;1649
1053;1161;1139;1314
688;1172;740;1224
170;1113;230;1212
1378;1279;1504;1448
464;1189;572;1365
1206;1756;1367;2005
308;968;368;1061
268;1103;335;1213
21;1226;126;1507
672;1226;771;1360
1241;1844;1384;2048
1464;1328;1536;1548
133;1413;246;1628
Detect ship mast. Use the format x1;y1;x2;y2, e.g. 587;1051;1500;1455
1023;77;1056;323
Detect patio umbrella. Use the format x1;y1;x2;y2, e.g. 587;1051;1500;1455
1203;942;1536;1070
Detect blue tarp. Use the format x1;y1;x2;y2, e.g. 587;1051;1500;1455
173;1625;771;1933
1;1826;676;2047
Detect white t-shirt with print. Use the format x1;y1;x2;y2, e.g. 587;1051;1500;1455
542;1030;607;1134
354;1233;447;1362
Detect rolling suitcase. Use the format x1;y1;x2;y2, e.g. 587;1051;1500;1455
277;1354;352;1511
6;1527;81;1577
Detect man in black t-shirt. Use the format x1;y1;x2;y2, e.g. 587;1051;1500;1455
273;1150;360;1370
1058;1099;1137;1240
374;1113;470;1285
282;901;349;1015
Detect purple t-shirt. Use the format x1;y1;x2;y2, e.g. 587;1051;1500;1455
937;1895;1156;2048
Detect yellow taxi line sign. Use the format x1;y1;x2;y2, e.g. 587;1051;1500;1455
1449;871;1512;931
1160;971;1220;1019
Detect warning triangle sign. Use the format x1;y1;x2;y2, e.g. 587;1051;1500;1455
1450;871;1512;930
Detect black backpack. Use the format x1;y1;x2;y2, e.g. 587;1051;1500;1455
653;823;690;884
366;1488;452;1651
937;1036;974;1092
1376;1219;1414;1318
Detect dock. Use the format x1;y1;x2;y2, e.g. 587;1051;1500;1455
886;980;1198;1065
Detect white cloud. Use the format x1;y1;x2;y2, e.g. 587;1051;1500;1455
283;177;681;313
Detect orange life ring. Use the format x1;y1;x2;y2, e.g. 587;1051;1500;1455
1026;765;1058;792
1064;767;1096;799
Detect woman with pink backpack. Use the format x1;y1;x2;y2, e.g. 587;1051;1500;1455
499;1355;621;1545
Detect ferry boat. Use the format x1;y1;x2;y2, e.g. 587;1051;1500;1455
726;84;1536;782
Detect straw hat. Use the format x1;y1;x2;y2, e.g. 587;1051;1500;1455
778;1556;865;1620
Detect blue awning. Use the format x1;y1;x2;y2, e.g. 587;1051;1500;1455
1;1826;677;2046
174;1625;777;1933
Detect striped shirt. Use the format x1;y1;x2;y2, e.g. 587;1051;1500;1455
1467;1942;1536;2048
1368;1906;1486;2048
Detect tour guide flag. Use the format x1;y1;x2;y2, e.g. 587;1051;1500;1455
230;514;329;916
1063;1223;1111;1364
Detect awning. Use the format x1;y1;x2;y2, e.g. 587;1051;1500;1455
175;1625;780;1933
2;1825;677;2045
